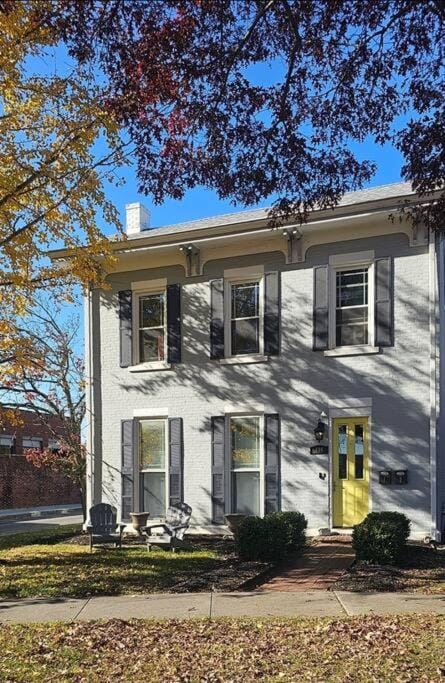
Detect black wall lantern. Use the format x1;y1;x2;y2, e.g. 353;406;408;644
314;420;326;442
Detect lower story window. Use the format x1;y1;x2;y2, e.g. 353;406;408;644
230;415;261;516
22;437;42;453
139;419;167;517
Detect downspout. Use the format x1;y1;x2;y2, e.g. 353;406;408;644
429;229;439;539
84;282;95;526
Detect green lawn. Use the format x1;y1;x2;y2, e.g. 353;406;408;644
0;541;220;598
0;615;444;682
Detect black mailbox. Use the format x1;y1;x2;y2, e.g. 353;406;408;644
379;470;392;485
394;470;408;485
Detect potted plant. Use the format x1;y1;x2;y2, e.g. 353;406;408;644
224;513;247;535
130;511;149;535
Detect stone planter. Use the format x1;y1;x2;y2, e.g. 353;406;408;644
224;513;247;535
130;512;149;535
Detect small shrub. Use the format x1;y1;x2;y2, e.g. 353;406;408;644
235;511;307;562
267;511;307;553
352;511;410;565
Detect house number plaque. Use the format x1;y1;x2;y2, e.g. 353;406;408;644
310;445;328;455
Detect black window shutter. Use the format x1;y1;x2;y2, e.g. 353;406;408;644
374;257;393;347
167;284;182;364
119;290;133;367
210;279;225;359
169;417;183;507
264;271;280;356
211;416;226;523
264;414;280;514
313;266;329;351
121;420;134;521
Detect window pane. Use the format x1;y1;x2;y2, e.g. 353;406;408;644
22;438;42;450
139;293;164;328
336;270;368;307
338;425;347;479
140;420;166;469
336;307;368;346
0;445;11;456
232;472;260;515
139;328;165;362
231;282;259;319
231;417;260;468
355;424;364;479
142;472;165;517
231;318;259;355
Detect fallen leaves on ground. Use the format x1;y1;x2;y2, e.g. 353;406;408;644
0;615;444;682
334;545;445;594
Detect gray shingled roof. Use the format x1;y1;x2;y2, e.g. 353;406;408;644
123;181;413;241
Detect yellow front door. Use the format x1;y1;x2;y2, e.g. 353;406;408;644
333;417;369;527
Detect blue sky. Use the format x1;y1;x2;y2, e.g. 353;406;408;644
31;45;408;235
109;137;405;233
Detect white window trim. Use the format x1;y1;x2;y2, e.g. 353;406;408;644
224;268;264;359
225;413;264;517
132;285;168;368
137;417;169;520
327;256;375;351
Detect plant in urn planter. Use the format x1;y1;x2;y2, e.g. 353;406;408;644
130;512;149;535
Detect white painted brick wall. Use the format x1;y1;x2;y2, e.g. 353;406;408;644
92;232;432;534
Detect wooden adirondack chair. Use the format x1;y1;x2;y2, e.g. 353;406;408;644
86;503;126;551
142;503;192;552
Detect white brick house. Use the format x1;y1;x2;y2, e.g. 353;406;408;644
51;182;445;539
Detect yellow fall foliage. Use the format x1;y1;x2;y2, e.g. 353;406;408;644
0;1;125;388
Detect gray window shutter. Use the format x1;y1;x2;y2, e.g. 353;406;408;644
211;416;225;523
374;257;393;347
121;420;134;521
167;284;182;364
119;290;132;367
169;418;183;507
264;414;280;514
313;265;329;351
210;279;225;359
264;271;280;356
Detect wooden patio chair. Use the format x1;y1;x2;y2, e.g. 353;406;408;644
141;503;192;552
86;503;126;551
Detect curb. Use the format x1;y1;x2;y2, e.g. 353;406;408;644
0;506;82;523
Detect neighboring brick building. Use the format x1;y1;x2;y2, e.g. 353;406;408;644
0;410;80;509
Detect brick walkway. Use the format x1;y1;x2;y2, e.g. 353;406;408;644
258;540;355;592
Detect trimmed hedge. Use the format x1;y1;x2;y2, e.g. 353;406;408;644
352;511;410;565
235;511;307;562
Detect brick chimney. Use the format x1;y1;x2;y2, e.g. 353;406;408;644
125;202;150;236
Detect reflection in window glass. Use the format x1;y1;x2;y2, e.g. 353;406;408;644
338;424;347;479
354;424;364;479
231;282;259;355
336;269;368;346
140;420;166;516
230;416;260;516
138;293;165;362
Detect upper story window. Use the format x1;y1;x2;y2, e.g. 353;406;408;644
335;268;369;346
230;281;261;356
0;435;13;456
136;291;166;363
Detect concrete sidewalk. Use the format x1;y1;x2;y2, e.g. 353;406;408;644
1;591;444;623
